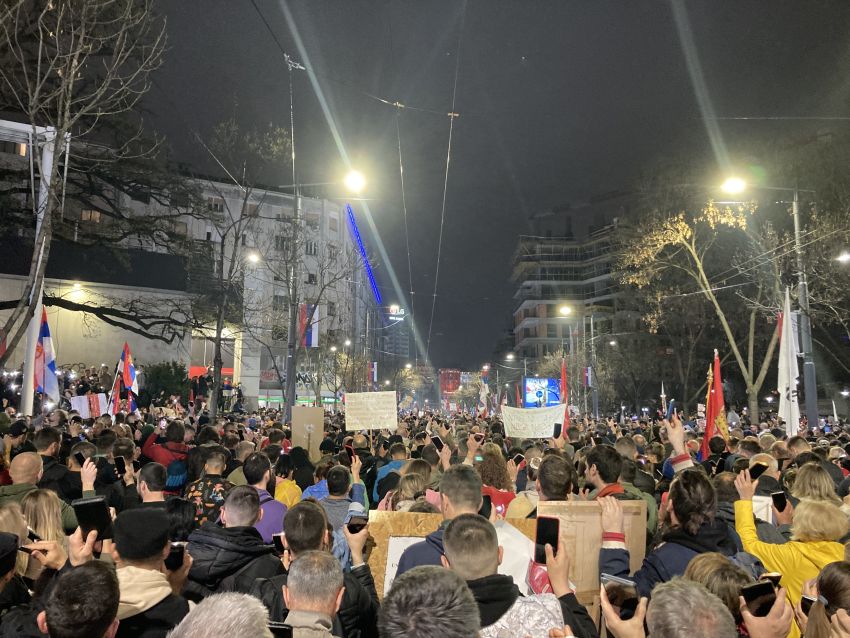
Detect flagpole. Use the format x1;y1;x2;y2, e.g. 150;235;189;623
105;355;123;416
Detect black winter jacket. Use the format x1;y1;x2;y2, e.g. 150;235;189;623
115;594;190;638
251;562;379;638
185;522;283;601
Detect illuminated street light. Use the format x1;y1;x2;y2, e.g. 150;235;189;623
608;340;617;346
721;177;747;194
842;389;850;398
405;363;412;370
344;339;352;347
558;305;572;316
344;169;366;193
384;380;390;386
765;396;774;404
836;252;850;264
505;353;515;361
330;346;337;353
246;252;260;264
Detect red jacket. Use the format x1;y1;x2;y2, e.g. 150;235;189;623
142;432;189;467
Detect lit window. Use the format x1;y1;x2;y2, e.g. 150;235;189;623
80;209;101;223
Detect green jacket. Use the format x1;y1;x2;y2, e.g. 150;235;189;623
0;483;96;534
622;481;658;538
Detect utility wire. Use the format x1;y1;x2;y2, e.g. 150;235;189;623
425;0;466;361
250;0;453;118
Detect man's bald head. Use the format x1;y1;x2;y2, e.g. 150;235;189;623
352;434;368;450
10;453;43;485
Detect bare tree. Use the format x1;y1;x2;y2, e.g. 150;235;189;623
0;0;165;364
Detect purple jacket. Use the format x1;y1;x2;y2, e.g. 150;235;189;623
254;488;287;544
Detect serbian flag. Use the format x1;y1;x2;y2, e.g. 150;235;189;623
120;342;138;395
299;304;319;348
560;357;570;435
34;309;60;402
699;349;729;461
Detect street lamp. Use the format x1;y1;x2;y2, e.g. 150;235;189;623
246;252;260;264
721;176;820;427
344;339;352;347
344;170;366;194
608;340;617;347
842;389;850;398
836;252;850;264
384;380;390;386
558;305;572;316
505;353;515;361
720;177;747;195
405;363;412;370
330;346;337;353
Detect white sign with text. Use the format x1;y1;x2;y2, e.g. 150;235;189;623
502;404;565;439
345;391;398;431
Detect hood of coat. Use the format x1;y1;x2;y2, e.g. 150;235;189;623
116;566;173;620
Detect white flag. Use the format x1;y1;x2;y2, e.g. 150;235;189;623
778;288;800;436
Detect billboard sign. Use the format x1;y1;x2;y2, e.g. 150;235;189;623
523;377;561;408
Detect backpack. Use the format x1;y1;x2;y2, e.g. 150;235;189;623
164;445;189;493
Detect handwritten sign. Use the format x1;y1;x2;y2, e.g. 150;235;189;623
345;391;397;431
502;404;565;438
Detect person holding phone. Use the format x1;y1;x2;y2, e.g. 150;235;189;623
249;501;379;638
441;514;596;638
734;468;848;622
110;509;191;636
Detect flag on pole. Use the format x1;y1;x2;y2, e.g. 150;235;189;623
699;349;729;461
478;370;490;418
583;366;593;388
120;342;138;395
560;357;570;435
515;384;521;407
299;304;320;348
34;309;59;402
777;288;801;436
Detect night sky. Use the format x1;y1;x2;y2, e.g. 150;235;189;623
150;1;850;370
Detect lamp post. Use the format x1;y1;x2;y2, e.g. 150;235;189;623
722;178;819;428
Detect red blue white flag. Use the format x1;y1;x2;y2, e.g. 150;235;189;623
34;309;59;402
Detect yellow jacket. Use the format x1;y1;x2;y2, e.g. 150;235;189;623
735;499;844;638
275;478;302;509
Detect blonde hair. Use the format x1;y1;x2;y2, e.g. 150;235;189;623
683;552;752;623
0;503;27;576
391;474;427;511
20;489;66;546
791;499;850;542
791;463;842;507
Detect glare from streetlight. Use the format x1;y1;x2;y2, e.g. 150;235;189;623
482;364;490;371
330;346;337;353
558;305;572;316
344;170;366;193
384;380;390;386
405;363;412;370
721;177;747;195
344;339;352;347
842;389;850;398
246;252;260;264
836;252;850;264
609;340;617;346
505;353;515;361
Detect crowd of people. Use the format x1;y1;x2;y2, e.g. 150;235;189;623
0;394;844;637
